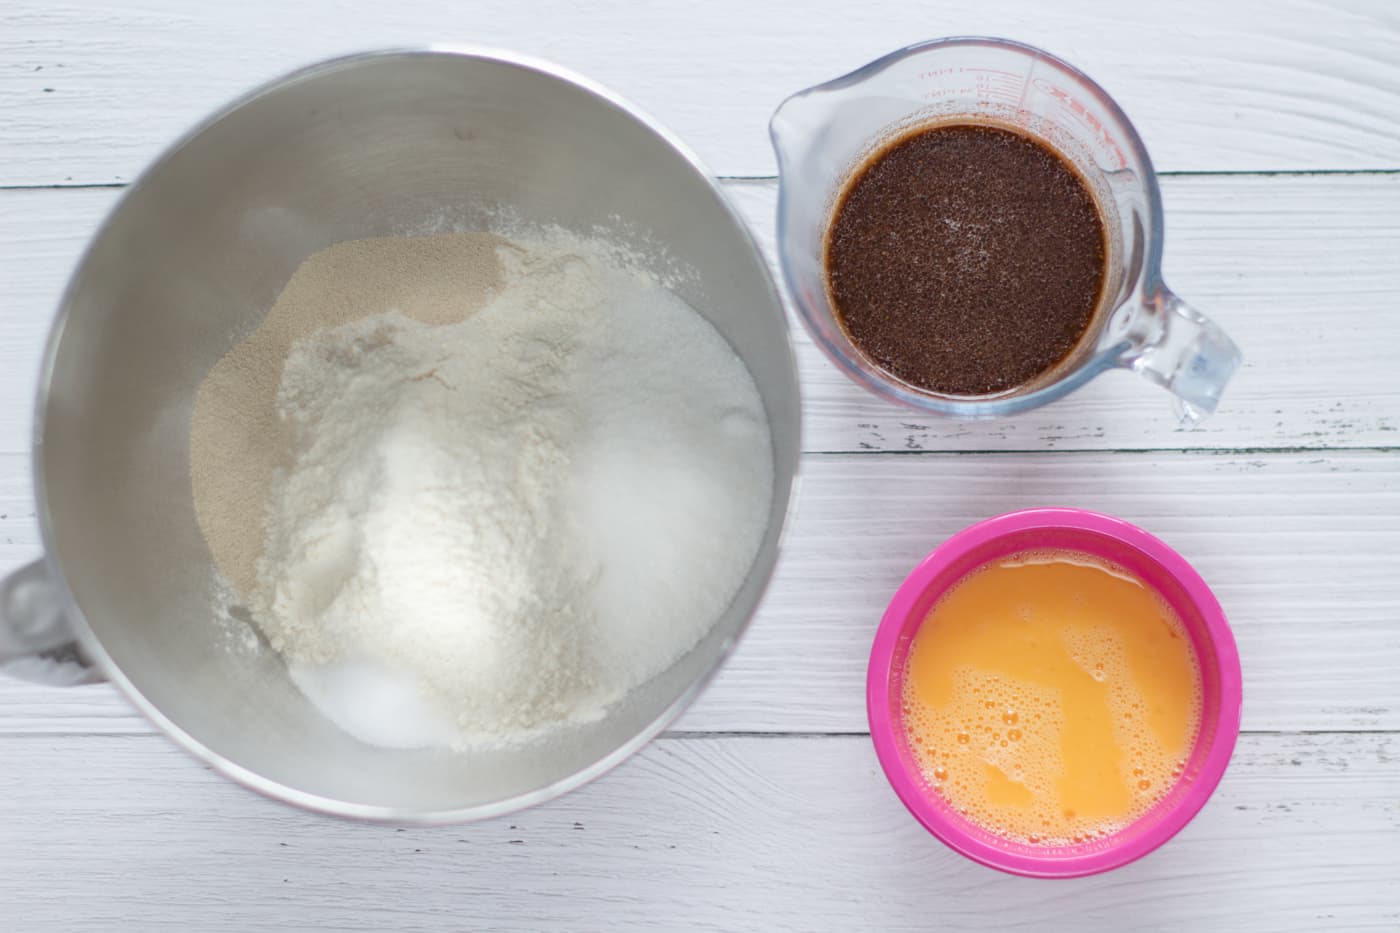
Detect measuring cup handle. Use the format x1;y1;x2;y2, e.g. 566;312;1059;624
0;558;103;686
1122;290;1243;426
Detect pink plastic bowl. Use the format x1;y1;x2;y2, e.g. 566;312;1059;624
867;508;1242;878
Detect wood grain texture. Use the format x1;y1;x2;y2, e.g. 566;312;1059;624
4;449;1398;735
0;732;1395;932
3;0;1400;184
742;173;1400;452
3;4;1400;930
3;175;1400;457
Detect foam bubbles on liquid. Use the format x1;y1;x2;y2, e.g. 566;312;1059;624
900;549;1204;846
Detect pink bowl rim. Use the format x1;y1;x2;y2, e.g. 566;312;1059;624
866;507;1243;878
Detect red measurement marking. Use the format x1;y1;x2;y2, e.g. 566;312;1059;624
1032;78;1128;169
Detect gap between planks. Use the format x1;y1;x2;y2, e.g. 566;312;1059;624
661;728;1400;738
800;446;1400;456
6;168;1400;193
0;728;1394;739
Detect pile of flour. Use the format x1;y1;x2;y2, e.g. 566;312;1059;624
191;231;773;748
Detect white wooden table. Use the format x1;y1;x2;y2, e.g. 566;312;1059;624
3;2;1399;929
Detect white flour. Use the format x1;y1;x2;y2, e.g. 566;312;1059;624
249;235;773;748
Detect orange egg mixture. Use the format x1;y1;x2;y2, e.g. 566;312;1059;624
901;550;1202;845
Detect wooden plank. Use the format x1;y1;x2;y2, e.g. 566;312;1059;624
4;0;1400;183
687;450;1400;734
4;450;1398;735
0;187;113;456
0;731;1395;931
3;176;1399;457
735;174;1400;453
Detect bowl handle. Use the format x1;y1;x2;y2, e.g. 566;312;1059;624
0;558;103;685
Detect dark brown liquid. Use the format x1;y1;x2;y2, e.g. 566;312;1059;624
825;122;1108;396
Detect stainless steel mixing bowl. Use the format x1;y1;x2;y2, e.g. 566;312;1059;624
0;48;800;821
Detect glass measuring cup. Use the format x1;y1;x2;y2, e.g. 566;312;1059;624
770;37;1242;423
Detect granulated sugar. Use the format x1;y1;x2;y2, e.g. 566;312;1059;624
190;230;773;748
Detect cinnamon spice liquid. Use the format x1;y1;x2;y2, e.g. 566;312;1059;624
825;122;1108;397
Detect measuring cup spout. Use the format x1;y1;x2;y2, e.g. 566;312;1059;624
1122;290;1243;426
